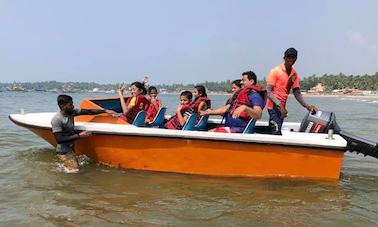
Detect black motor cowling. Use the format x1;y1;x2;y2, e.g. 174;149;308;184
299;110;336;133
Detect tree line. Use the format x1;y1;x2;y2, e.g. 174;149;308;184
1;72;377;93
300;72;378;91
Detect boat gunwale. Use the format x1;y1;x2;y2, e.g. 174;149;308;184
9;113;347;151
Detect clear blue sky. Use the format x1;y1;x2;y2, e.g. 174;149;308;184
1;0;377;84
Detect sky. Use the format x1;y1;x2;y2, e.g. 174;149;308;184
0;0;377;84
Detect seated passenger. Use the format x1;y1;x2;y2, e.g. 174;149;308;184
200;71;266;133
118;82;150;123
225;79;242;106
145;86;162;123
192;85;211;113
164;91;194;130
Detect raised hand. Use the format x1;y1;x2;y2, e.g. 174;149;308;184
118;83;126;95
142;75;149;84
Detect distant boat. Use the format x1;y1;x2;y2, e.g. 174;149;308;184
8;84;26;92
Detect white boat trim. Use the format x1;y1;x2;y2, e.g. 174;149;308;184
9;112;347;149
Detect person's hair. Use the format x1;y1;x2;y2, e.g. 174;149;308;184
242;71;257;85
57;94;73;109
232;79;242;88
148;86;158;94
194;85;207;98
180;91;192;100
131;81;147;95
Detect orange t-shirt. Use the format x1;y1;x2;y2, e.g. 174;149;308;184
266;63;300;109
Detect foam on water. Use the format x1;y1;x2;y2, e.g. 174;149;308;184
55;162;79;173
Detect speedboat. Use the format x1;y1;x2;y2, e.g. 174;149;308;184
9;96;378;181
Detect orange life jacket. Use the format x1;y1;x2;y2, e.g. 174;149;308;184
164;105;193;130
120;95;150;123
229;85;267;120
191;97;211;113
146;99;161;122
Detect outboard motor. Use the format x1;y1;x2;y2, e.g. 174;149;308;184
299;110;336;133
299;110;378;158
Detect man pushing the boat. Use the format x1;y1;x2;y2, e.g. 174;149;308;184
51;95;116;172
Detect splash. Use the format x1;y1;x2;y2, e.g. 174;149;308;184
77;155;91;167
55;162;79;173
54;155;91;173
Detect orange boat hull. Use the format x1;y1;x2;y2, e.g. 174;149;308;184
27;126;344;181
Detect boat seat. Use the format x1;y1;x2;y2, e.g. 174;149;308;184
194;115;209;131
242;119;256;134
182;113;199;131
132;111;147;127
147;106;167;128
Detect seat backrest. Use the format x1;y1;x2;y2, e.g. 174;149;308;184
243;119;256;134
194;115;209;131
132;111;147;127
182;113;199;131
148;106;167;128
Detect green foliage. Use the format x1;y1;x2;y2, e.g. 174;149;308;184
300;72;378;91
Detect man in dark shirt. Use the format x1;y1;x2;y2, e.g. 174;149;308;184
51;95;115;171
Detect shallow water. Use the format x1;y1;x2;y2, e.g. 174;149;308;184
1;91;378;226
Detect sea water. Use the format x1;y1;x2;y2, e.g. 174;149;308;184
1;91;377;226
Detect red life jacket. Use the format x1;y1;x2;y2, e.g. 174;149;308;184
120;95;150;123
146;99;161;122
191;97;211;113
229;85;267;120
226;90;241;105
164;105;193;130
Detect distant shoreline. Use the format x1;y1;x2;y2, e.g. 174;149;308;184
2;90;378;100
301;94;378;99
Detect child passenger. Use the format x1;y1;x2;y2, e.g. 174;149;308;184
118;82;150;123
192;85;211;113
145;86;162;123
164;91;194;130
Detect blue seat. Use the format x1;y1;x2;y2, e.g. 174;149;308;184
147;106;167;128
182;113;199;131
194;115;209;131
242;119;256;134
132;111;147;127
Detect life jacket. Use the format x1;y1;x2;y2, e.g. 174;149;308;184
120;95;150;123
226;90;241;105
191;97;211;113
146;99;161;122
164;105;193;130
228;85;267;120
222;90;241;122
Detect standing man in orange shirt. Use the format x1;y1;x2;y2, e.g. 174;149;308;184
266;48;317;135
